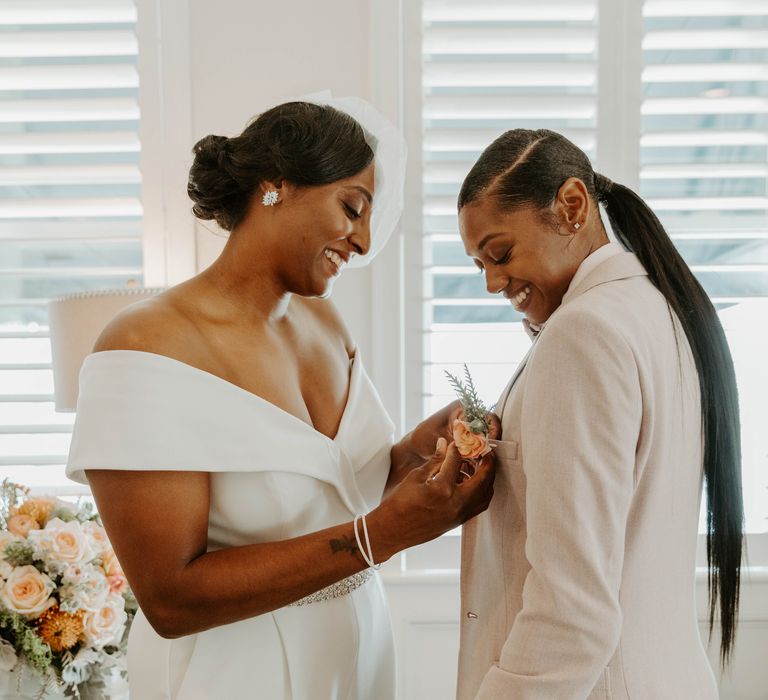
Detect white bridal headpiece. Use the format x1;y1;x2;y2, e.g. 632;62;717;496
299;91;407;268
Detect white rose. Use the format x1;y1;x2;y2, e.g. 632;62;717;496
60;566;109;612
62;563;85;585
81;521;110;557
0;638;17;672
0;565;55;618
82;594;127;648
29;518;94;564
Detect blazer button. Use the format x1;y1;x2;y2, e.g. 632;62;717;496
466;612;478;620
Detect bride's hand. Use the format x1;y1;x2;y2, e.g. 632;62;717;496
369;437;496;559
398;400;463;466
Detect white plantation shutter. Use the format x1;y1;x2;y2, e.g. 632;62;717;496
0;0;143;495
421;0;599;415
416;0;768;539
640;0;768;533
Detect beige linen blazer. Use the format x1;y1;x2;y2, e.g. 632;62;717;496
457;252;719;699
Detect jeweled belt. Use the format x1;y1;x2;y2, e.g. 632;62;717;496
288;569;373;607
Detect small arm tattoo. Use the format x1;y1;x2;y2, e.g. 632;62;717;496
329;535;358;556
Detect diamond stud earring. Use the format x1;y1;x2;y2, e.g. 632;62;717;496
573;222;581;230
262;190;279;206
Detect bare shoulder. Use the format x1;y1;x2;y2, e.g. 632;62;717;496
92;289;203;360
296;296;355;356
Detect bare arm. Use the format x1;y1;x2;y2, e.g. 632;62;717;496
87;441;495;639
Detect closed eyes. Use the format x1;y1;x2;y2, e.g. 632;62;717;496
343;202;362;220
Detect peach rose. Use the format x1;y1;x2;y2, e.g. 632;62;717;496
82;594;127;647
107;573;127;595
101;549;124;578
452;419;491;459
7;514;40;538
12;497;56;527
0;565;55;618
30;518;93;564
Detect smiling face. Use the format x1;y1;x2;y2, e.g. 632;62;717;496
264;163;375;298
459;196;589;325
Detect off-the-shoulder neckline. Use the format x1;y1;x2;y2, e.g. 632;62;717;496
83;349;359;444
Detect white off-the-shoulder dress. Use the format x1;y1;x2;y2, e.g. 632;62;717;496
66;350;396;700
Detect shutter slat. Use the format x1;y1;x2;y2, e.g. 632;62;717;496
0;64;139;91
0;31;137;59
0;267;142;278
425;95;596;120
0;220;141;241
423;1;596;23
0;1;136;25
644;0;768;17
424;61;596;87
641;164;768;179
643;30;768;51
643;64;768;83
0;131;140;155
0;98;139;123
646;197;768;211
642;97;768;116
0;164;141;186
641;131;768;147
424;28;597;55
424;127;595;153
0;197;142;218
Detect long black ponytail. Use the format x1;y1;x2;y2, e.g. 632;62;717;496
458;129;743;665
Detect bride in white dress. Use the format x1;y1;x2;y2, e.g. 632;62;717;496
65;96;497;700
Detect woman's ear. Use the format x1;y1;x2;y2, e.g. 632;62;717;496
553;177;589;231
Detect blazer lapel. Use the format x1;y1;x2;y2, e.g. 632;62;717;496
494;253;647;418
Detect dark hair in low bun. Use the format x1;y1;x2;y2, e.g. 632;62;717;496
187;102;374;231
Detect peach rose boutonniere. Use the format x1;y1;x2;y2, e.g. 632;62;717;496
445;364;494;460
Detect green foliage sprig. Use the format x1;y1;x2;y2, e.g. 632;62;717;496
0;609;52;675
444;364;490;435
4;541;36;568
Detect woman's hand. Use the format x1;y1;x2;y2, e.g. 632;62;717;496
405;400;464;464
370;438;497;560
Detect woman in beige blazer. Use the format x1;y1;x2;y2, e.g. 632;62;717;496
455;129;743;699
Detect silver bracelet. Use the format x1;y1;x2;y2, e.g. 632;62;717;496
353;513;381;570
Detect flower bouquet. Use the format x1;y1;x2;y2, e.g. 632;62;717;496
444;364;493;460
0;480;136;699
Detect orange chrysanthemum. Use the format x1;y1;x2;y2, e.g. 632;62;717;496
35;606;84;653
12;498;56;527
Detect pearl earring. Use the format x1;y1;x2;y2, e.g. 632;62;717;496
262;190;279;206
573;222;581;230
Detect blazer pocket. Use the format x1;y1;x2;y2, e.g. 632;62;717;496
492;438;519;462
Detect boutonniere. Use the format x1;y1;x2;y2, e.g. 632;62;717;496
444;365;493;460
